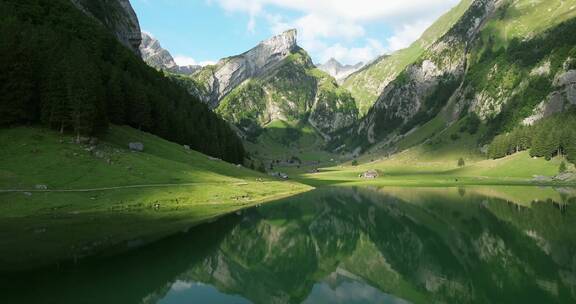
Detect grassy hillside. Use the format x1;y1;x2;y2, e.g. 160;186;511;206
243;119;340;169
481;0;576;49
337;0;576;177
0;126;311;270
343;0;474;115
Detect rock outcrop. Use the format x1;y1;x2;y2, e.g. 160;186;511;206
318;58;364;83
193;29;299;108
140;32;201;75
342;0;475;116
523;69;576;125
356;0;497;144
70;0;142;54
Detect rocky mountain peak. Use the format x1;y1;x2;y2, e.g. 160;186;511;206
140;32;201;75
193;29;302;108
325;58;341;67
318;58;364;83
260;29;298;53
140;32;178;70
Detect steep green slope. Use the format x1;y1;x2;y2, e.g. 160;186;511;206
339;0;576;164
0;0;244;163
343;0;474;115
0;126;310;270
464;1;576;130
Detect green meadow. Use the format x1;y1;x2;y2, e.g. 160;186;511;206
0;126;310;270
0;123;574;271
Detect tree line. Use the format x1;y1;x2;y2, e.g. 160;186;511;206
0;0;245;163
488;112;576;164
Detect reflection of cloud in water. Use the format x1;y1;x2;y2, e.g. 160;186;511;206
159;280;250;304
170;280;192;291
303;281;411;304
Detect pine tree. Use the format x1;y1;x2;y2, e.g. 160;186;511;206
458;158;466;167
564;128;576;164
41;64;71;132
65;46;105;138
559;161;567;174
106;69;125;124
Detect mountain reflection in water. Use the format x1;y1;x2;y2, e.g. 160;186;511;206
3;186;576;304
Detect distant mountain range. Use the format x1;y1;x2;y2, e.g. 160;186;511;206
164;30;359;143
40;0;576;164
317;58;364;83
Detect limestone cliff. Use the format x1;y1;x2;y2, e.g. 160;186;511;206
192;30;298;108
140;32;201;75
338;0;576;153
358;0;496;144
70;0;142;54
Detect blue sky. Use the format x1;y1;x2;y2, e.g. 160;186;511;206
132;0;460;66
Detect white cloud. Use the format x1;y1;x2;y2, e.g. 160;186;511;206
170;280;192;292
174;55;215;67
209;0;460;64
211;0;459;22
386;19;434;52
318;39;386;64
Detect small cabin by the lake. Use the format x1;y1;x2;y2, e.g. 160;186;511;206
360;170;379;179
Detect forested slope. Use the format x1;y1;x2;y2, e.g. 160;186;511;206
0;0;244;163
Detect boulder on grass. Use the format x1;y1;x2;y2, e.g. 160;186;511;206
128;142;144;152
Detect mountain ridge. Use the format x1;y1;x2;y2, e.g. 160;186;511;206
140;32;201;75
192;29;299;108
318;58;364;83
331;0;576;155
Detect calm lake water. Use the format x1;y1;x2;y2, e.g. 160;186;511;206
3;186;576;304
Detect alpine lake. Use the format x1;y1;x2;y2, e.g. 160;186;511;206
2;185;576;304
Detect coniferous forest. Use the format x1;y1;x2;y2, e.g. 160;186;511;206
0;0;245;163
488;111;576;163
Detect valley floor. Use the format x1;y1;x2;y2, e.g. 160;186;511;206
282;148;576;188
1;125;574;271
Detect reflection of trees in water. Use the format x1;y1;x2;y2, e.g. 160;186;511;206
4;187;576;304
176;187;576;304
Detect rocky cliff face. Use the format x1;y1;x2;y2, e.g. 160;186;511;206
317;58;363;83
215;48;358;139
336;0;576;154
140;32;178;70
140;32;201;75
193;29;299;108
342;0;475;116
189;30;358;140
70;0;142;54
357;0;496;144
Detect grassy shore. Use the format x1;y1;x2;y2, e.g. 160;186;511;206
289;149;575;188
1;124;574;271
0;126;311;270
